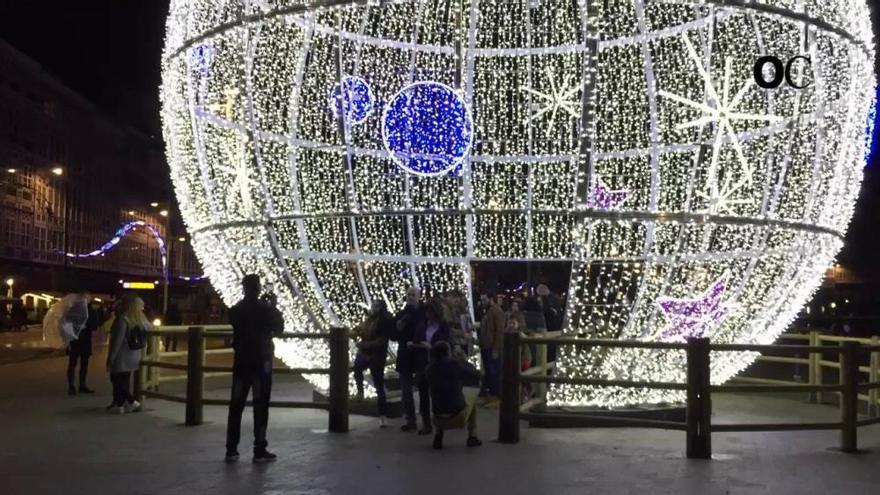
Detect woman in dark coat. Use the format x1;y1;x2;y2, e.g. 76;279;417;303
67;300;102;395
352;299;396;426
407;299;451;435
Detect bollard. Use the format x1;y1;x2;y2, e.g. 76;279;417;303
185;326;205;426
840;341;859;453
498;331;521;444
328;327;350;433
686;337;711;459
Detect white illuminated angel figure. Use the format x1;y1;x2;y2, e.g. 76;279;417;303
213;134;256;218
521;67;581;136
658;33;784;215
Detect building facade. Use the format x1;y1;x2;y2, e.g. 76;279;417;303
0;37;201;297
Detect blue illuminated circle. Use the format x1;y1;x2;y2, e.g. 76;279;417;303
328;75;375;125
382;81;474;176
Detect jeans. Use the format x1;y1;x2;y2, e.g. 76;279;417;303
399;367;430;426
433;387;479;436
353;354;387;417
68;353;89;389
163;336;178;353
226;363;273;453
110;372;133;406
480;349;500;396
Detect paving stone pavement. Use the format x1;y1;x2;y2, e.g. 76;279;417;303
1;349;878;495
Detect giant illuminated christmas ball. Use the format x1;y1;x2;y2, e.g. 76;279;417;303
161;0;875;407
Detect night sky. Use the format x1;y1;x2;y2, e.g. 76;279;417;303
2;0;880;274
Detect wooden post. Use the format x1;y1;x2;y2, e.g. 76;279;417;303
809;331;820;404
328;327;350;433
686;337;711;459
535;336;548;403
134;353;146;404
870;337;879;417
840;341;859;453
147;333;161;391
498;331;521;444
185;326;205;426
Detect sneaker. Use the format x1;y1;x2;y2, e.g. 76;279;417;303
433;431;444;450
253;450;277;463
379;416;388;429
418;425;433;436
79;386;95;394
224;451;240;463
401;422;417;432
107;406;125;415
466;436;483;448
68;386;77;396
125;401;142;413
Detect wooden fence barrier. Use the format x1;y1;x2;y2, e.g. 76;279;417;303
136;325;348;433
499;334;880;458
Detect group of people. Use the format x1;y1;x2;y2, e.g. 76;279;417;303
49;274;565;463
0;299;29;332
53;292;154;415
223;275;568;461
347;284;565;449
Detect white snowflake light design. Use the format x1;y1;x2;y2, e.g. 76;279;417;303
658;33;784;215
521;67;581;136
161;0;875;407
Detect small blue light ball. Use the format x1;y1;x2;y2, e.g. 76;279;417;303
382;81;474;176
329;75;375;125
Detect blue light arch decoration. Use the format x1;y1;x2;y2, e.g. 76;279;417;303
329;75;375;125
58;221;208;282
382;81;474;177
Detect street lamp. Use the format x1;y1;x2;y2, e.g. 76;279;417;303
51;167;64;176
5;278;13;298
6;168;16;174
149;201;176;317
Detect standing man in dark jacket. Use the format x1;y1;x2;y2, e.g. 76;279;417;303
393;286;427;432
537;284;563;363
162;302;183;352
225;275;284;464
67;299;101;395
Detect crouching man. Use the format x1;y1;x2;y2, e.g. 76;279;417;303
426;341;483;449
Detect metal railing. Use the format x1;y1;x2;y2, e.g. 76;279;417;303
498;333;880;458
134;326;350;433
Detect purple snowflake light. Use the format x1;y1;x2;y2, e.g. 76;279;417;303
586;179;628;210
655;274;733;342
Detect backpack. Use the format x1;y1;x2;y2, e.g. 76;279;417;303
127;324;147;350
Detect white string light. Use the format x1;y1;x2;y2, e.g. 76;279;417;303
161;0;875;406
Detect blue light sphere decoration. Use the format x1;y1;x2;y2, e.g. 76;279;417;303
328;75;375;125
382;81;473;176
